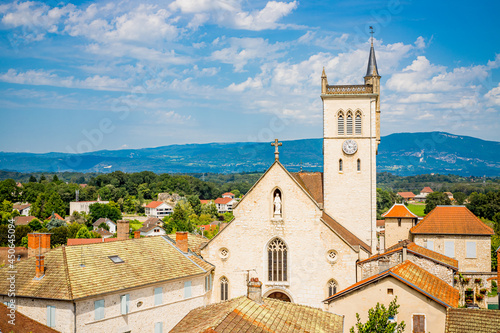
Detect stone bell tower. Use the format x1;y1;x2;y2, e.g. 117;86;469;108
321;36;381;252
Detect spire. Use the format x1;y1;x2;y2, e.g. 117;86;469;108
366;26;379;77
321;67;326;79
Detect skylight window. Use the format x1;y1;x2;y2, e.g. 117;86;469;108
108;255;124;264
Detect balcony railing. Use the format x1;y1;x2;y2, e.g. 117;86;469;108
325;85;373;94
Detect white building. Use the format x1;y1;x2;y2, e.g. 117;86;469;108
70;199;109;215
214;197;237;214
92;217;117;234
13;203;31;216
145;201;173;218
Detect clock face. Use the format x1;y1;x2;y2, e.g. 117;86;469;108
342;140;358;155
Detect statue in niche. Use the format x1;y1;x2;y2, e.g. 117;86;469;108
274;192;282;217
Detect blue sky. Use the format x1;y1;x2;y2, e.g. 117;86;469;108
0;0;499;153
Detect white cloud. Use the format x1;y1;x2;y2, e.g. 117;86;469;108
485;83;500;107
0;69;132;91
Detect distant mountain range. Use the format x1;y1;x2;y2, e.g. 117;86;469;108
0;132;499;176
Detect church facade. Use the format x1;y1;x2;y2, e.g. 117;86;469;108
201;43;381;309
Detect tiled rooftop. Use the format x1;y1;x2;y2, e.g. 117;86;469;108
0;303;60;333
326;260;459;308
410;206;494;235
445;308;500;333
382;203;418;218
170;296;343;333
0;236;212;301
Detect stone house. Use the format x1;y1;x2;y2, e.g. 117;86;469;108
382;203;419;248
0;233;214;332
325;260;459;333
357;240;458;285
410;206;494;272
145;201;173;218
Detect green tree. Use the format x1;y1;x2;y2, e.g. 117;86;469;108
52;175;60;182
492;213;500;235
51;226;69;246
350;297;405;333
39;174;46;183
45;192;66;218
491;235;500;271
28;218;43;231
201;202;218;218
98;222;110;231
14;225;32;246
21;236;28;248
424;192;452;214
76;226;92;239
453;192;467;205
188;195;202;215
29;175;37;183
0;179;18;202
68;222;83;238
0;225;8;246
31;192;49;219
46;215;67;230
89;203;122;225
376;188;399;219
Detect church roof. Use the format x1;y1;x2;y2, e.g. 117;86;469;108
365;44;379;77
382;203;418;218
170;296;344;333
322;212;371;253
292;172;324;204
325;261;459;308
410;206;494;236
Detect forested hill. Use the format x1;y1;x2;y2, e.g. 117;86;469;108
0;132;499;176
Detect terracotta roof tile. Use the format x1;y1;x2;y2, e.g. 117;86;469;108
382;203;418;218
358;241;458;269
291;172;324;204
410;206;494;235
145;201;165;208
13;203;31;210
421;187;433;193
0;236;210;301
215;197;233;204
200;200;212;204
14;216;36;225
0;303;60;333
326;261;459;308
445;308;500;333
397;192;416;198
376;219;385;227
322;212;371;253
170;296;343;333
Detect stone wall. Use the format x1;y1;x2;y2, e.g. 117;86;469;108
384;217;414;249
454;272;497;308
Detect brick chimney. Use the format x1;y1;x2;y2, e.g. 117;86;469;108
28;233;51;258
134;230;141;239
117;220;130;240
176;232;188;253
247;278;263;304
35;255;45;279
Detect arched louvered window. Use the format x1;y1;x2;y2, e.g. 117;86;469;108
357;159;361;171
355;113;362;135
268;238;287;281
338;112;344;135
339;159;343;172
328;280;338;297
220;277;228;301
346;113;353;135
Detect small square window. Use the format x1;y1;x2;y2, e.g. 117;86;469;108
109;255;124;264
387;288;394;295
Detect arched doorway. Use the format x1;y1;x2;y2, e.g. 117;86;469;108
267;291;291;302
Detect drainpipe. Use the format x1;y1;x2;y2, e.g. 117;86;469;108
73;301;77;333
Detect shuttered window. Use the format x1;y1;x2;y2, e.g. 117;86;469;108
338;114;344;135
120;294;129;315
466;241;476;258
154;322;163;333
355;114;362;134
47;305;56;327
412;314;425;333
346;114;353;134
154;287;163;306
94;300;105;320
426;240;434;251
184;281;192;299
444;241;455;258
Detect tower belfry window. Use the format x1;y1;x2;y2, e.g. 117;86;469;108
339;159;343;172
355;114;361;135
357;159;361;171
346;113;353;135
338;113;344;135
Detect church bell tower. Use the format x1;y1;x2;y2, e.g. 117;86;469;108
321;36;380;252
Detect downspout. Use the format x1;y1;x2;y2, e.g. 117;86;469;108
73;301;77;333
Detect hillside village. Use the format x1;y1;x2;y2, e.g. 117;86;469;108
0;44;500;333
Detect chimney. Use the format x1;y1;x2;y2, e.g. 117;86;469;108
134;230;141;239
117;220;130;240
402;243;408;262
35;255;45;279
247;278;263;304
28;233;51;258
176;232;188;253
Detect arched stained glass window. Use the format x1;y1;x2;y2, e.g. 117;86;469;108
268;238;287;281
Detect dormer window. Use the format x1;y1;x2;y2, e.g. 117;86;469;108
109;255;124;264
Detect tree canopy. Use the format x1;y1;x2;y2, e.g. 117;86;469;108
350;297;405;333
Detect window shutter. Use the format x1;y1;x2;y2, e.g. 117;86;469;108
154;322;163;333
121;294;129;314
466;241;476;258
184;281;192;298
47;305;56;327
413;314;425;333
355;114;361;134
426;240;434;251
154;287;162;306
444;241;455;258
94;300;104;320
346;114;353;134
338;115;344;135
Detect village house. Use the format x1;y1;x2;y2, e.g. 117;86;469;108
92;217;117;233
0;231;214;333
13;202;31;216
382;203;419;248
214;197;237;214
397;191;416;202
69;198;109;215
137;217;166;237
14;215;36;226
325;260;459;333
410;206;494;272
414;186;434;202
145;201;173;218
222;192;235;199
1;302;60;333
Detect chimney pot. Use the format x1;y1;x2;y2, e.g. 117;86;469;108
247;278;263;304
28;233;51;258
134;230;141;239
176;232;189;253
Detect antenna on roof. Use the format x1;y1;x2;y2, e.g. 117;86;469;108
236;268;257;285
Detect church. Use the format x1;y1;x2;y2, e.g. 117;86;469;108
200;40;381;308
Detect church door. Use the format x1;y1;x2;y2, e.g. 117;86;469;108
267;292;291;302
